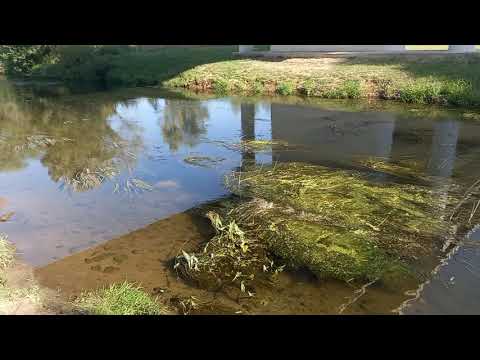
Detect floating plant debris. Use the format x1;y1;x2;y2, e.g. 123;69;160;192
226;139;290;153
0;212;14;223
183;156;225;168
113;178;155;194
59;164;119;192
207;139;291;154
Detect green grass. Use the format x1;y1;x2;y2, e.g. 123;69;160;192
11;45;480;107
165;52;480;107
36;46;236;88
74;282;170;315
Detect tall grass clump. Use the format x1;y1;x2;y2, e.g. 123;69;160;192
74;282;170;315
276;81;295;95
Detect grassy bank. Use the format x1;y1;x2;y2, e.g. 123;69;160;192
33;46;236;88
165;54;480;107
4;45;480;107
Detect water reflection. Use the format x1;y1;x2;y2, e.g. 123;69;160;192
240;103;256;167
2;79;480;313
0;82;145;192
161;100;208;152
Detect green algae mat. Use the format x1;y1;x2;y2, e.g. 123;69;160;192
175;161;477;294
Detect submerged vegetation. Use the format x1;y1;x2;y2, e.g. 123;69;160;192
174;161;472;294
174;209;285;294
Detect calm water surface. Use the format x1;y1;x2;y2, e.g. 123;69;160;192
1;78;480;314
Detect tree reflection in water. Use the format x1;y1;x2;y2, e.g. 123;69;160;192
160;99;208;152
0;81;145;192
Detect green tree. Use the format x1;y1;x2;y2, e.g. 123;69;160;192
0;45;57;76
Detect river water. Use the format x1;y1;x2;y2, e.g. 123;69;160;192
1;78;479;314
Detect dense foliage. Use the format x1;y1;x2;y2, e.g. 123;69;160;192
0;45;58;76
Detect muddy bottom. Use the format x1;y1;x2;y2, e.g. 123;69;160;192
35;208;417;315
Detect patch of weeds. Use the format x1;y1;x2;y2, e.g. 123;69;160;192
398;81;443;104
299;79;317;96
74;282;170;315
0;234;14;269
276;82;295;96
441;80;476;106
374;79;397;99
325;80;362;99
251;80;265;94
213;78;229;94
174;210;284;294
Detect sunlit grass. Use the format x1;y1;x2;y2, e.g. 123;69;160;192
74;282;170;315
166;50;480;107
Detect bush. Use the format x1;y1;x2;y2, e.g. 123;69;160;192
0;45;58;76
41;46;113;84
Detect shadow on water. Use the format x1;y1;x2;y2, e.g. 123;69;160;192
2;78;480;313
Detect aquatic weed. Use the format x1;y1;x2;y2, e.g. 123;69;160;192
174;210;283;293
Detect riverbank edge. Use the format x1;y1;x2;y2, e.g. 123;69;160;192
0;235;172;315
163;54;480;109
4;46;480;109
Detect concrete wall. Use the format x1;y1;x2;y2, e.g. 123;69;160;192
265;45;476;53
270;45;406;52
